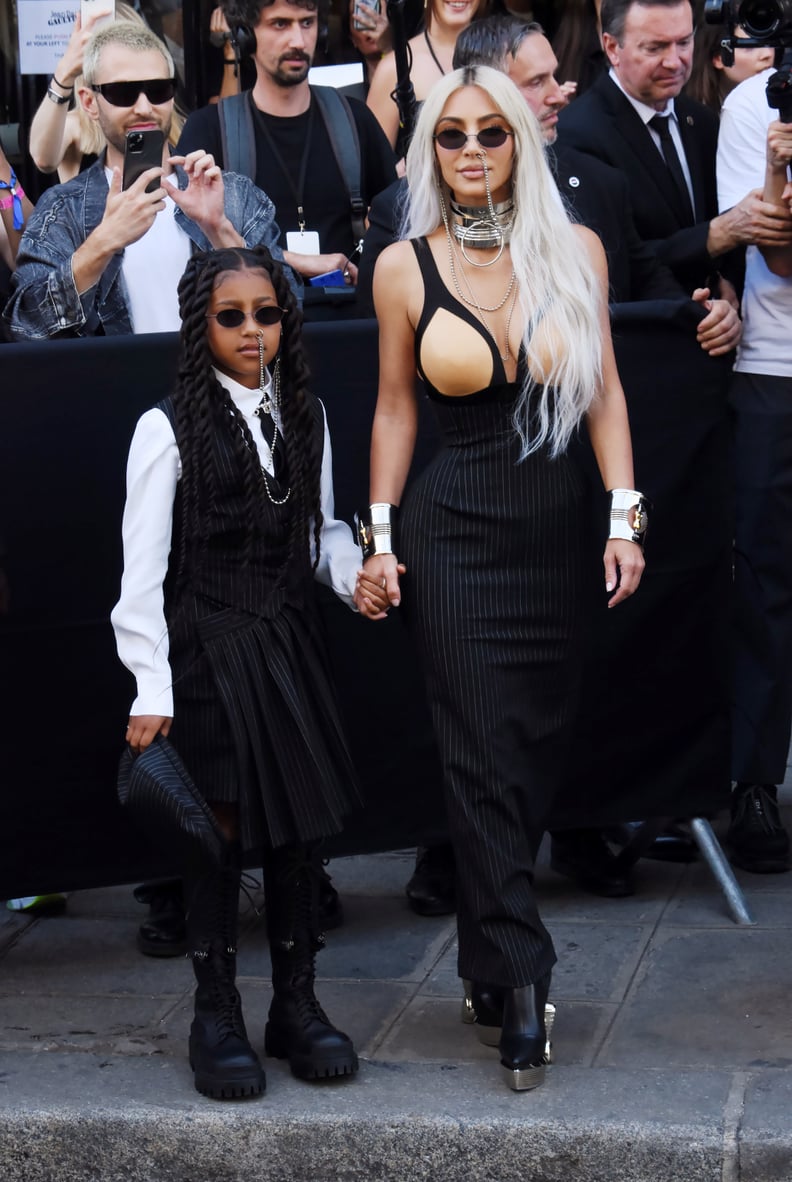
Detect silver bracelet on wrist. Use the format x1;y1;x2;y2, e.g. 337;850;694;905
46;87;71;105
608;488;650;547
357;502;398;559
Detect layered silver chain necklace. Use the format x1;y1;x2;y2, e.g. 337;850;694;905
440;156;519;363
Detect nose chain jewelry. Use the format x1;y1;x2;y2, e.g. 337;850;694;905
450;151;513;266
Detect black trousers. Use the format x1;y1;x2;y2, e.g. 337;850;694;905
731;371;792;785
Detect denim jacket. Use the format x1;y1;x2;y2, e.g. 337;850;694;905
3;156;298;340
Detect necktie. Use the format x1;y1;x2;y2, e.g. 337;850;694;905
254;400;287;483
649;114;694;225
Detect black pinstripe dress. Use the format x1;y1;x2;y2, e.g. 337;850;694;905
401;239;586;987
160;396;358;854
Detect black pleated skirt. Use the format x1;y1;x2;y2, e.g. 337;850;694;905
166;594;358;852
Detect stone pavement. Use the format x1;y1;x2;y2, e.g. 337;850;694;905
1;791;791;1182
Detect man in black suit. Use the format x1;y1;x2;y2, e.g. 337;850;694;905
556;0;792;296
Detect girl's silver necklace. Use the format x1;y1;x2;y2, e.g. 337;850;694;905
252;340;290;505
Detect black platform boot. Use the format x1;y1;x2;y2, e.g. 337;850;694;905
498;973;553;1092
263;846;358;1081
186;849;266;1100
465;979;556;1054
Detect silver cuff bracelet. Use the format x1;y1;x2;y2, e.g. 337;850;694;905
608;488;650;547
358;502;398;559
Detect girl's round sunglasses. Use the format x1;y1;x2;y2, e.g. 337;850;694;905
433;126;514;151
206;306;286;329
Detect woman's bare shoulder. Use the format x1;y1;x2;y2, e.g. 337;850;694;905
572;223;606;266
374;238;418;280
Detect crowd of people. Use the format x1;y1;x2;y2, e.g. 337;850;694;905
2;0;792;1105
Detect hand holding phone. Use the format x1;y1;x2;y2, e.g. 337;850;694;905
123;129;165;194
81;0;115;28
353;0;380;32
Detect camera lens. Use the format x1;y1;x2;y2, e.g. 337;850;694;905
739;0;783;36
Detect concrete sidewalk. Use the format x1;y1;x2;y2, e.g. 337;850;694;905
2;793;791;1182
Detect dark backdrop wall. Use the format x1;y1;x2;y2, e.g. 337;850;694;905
0;308;732;898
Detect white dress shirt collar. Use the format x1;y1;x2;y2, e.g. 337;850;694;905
609;67;678;128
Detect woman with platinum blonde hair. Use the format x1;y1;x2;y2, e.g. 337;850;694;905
359;65;647;1092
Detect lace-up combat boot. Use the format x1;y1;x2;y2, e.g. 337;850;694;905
187;848;265;1100
263;846;358;1081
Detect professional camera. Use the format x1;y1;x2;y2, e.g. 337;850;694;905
705;0;792;117
704;0;792;50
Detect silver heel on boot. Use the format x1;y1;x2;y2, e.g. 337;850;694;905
498;977;553;1093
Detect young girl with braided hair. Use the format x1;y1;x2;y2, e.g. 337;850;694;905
112;245;387;1100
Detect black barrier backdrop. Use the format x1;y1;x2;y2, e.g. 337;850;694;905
0;309;732;897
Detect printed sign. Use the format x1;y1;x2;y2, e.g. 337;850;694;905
18;0;80;76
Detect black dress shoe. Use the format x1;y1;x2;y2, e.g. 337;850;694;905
134;879;188;958
499;975;553;1092
405;844;456;916
728;783;790;874
550;830;634;898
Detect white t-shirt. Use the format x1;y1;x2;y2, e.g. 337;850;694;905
107;170;192;334
717;69;792;377
111;368;361;716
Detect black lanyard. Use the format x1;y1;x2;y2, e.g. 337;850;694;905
256;100;316;232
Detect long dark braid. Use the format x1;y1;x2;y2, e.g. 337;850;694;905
168;246;323;604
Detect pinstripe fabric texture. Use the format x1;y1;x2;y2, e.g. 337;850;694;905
160;396;359;852
401;240;586;988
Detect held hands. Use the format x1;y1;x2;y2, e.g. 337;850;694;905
126;714;172;753
355;555;406;618
603;539;644;608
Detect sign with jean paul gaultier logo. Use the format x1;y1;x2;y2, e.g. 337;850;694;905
17;1;79;75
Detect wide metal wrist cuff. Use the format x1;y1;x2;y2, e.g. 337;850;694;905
608;488;650;547
358;502;398;560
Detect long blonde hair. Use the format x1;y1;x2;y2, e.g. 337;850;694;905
404;65;602;458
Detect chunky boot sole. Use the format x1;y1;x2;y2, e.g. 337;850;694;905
264;1023;359;1080
189;1053;266;1100
500;1056;548;1091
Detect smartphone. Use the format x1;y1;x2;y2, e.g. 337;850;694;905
81;0;115;28
307;269;346;287
123;129;165;193
353;0;380;32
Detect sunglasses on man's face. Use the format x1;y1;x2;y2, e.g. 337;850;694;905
206;306;286;329
433;126;514;151
90;78;176;107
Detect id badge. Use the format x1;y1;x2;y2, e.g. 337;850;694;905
286;230;321;255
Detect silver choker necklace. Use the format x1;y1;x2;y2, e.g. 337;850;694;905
450;197;514;251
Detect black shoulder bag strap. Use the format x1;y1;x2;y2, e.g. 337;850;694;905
311;85;366;250
217;92;256;178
